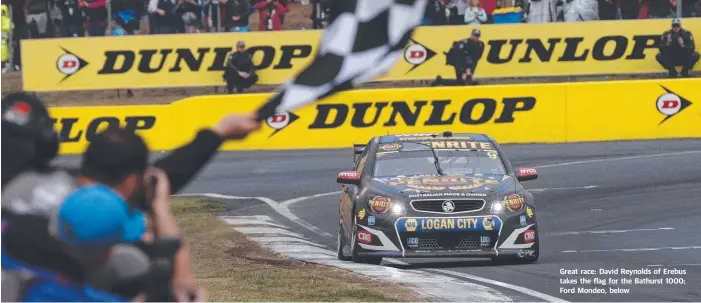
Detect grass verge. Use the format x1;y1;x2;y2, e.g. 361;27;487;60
172;197;424;302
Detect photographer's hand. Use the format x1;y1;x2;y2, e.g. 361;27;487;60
213;113;262;140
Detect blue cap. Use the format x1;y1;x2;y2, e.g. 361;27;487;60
56;185;146;250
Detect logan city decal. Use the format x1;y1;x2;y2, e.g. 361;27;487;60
656;85;693;124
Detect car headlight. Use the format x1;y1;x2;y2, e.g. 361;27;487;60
490;201;504;213
391;203;405;215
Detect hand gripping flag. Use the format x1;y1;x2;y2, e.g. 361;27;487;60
256;0;427;120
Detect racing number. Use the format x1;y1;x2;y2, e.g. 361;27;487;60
487;151;497;159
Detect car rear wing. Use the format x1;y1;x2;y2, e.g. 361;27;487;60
353;144;366;163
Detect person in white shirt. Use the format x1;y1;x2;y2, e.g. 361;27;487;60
464;0;487;24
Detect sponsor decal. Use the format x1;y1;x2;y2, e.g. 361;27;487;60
357;209;366;221
403;39;436;72
266;112;300;137
396;216;500;232
656;86;693;124
518;249;536;258
357;230;372;244
480;236;491;247
56;48;89;80
526;207;534;218
396;134;473;141
407;237;419;248
387;175;500;191
272;97;537;135
404;218;418;232
498;224;536;249
502;194;525;212
519;215;527;227
368;197;393;213
441;200;455;213
408;192;487;198
518;168;537;177
524;230;536;243
339;171;359;180
379;143;402;152
51;116;156;143
368;216;376;226
416;141;494;150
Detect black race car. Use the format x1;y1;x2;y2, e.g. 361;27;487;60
336;132;540;265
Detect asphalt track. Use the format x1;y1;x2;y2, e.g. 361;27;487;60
57;138;701;301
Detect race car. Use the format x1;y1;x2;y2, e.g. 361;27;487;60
336;132;540;265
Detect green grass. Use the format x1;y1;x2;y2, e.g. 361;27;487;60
172;198;424;302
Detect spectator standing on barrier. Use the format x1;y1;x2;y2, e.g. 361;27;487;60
423;0;448;26
56;0;85;37
432;28;484;86
657;18;699;78
254;0;287;31
149;0;180;33
464;0;487;24
224;40;258;93
80;0;109;36
227;0;250;32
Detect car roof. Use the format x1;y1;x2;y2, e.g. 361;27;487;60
378;132;493;144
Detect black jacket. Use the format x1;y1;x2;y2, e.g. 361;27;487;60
659;29;696;53
227;0;250;28
425;0;448;25
226;51;255;73
447;38;485;68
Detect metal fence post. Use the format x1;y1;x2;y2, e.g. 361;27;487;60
677;0;683;18
216;2;222;32
107;0;113;35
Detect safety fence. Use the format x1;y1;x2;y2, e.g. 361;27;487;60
20;18;701;92
49;77;701;155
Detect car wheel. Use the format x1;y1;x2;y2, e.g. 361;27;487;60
337;218;352;261
350;212;383;265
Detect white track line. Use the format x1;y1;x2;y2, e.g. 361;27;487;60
648;264;701;267
428;269;568;302
528;185;599;193
562;246;701;253
533;150;701;169
550;227;674;236
281;191;341;207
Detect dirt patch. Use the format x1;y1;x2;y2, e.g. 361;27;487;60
172;197;424;302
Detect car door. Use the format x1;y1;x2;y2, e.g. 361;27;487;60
341;143;371;233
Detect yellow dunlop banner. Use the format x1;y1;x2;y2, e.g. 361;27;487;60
47;78;700;155
22;18;701;91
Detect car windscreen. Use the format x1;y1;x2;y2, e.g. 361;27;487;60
373;142;506;177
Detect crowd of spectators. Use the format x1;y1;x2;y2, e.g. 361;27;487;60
423;0;701;26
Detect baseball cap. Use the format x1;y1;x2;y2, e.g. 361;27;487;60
672;18;681;26
237;40;246;48
472;28;481;36
55;184;146;250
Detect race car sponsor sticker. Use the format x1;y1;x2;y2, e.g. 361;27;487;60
524;230;536;243
480;236;491;247
386;175;500;191
379;143;402;152
368;196;392;213
368;216;376;226
502;194;525;211
407;237;419;248
395;216;501;233
357;230;372;244
519;215;527;227
526;206;534;218
357;209;366;221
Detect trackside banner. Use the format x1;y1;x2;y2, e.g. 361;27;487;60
48;78;700;154
23;19;701;92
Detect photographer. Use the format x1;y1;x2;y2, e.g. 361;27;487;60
224;40;258;94
254;0;287;31
656;18;699;78
432;28;484;86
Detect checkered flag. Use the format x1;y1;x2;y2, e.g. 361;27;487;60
256;0;427;120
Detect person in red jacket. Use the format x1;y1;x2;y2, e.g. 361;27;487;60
254;0;287;31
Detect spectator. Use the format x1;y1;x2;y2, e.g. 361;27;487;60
227;0;249;32
201;0;224;32
2;4;13;72
656;18;699;78
433;28;484;86
481;0;496;22
638;0;649;18
598;0;618;20
80;0;109;36
525;0;558;23
464;0;487;24
254;0;286;31
148;0;180;33
619;0;638;19
563;0;599;21
424;0;448;25
56;0;85;37
112;0;143;34
649;0;674;18
177;0;202;33
310;0;331;29
682;0;700;17
25;0;52;38
277;0;289;24
224;40;258;93
448;0;468;24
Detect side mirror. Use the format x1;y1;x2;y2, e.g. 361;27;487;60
516;167;538;182
337;171;361;185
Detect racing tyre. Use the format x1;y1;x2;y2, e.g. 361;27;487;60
350;213;383;265
337;218;352;261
